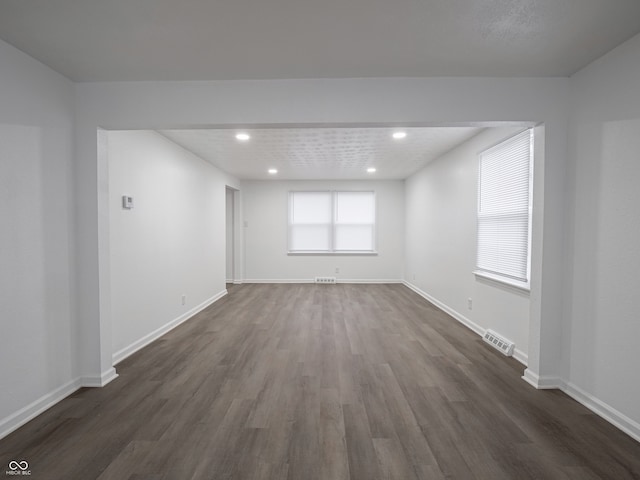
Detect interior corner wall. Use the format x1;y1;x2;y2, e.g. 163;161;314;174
0;39;76;436
404;127;530;361
565;31;640;436
242;180;404;282
108;131;236;362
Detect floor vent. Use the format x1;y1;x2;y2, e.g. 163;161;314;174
315;276;336;284
482;329;515;356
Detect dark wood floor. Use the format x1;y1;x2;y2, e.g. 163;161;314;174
2;284;639;479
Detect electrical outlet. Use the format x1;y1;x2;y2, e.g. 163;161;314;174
467;298;473;310
122;195;134;209
181;294;186;305
335;267;340;274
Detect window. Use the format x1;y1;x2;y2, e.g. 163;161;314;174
476;129;533;289
288;191;376;253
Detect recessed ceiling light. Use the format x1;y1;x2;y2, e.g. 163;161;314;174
392;131;407;140
235;133;250;141
268;168;278;174
367;167;377;173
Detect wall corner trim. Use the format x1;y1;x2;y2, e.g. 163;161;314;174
112;289;228;365
81;368;119;387
0;378;83;441
521;368;562;389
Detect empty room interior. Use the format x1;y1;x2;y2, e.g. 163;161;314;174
1;1;640;479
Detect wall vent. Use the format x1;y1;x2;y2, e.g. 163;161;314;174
315;276;336;284
482;329;515;356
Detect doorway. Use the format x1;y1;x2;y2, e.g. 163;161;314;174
225;186;237;284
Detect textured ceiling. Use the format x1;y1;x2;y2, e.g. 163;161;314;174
159;127;484;180
1;0;640;81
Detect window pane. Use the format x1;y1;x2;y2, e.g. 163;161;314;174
291;192;332;224
288;190;376;253
335;225;374;251
477;214;529;281
290;225;331;251
335;192;375;224
476;129;532;284
479;150;530;215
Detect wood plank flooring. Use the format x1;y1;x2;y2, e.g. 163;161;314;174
1;283;639;479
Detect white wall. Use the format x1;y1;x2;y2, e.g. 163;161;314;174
242;180;404;282
564;32;640;437
108;130;237;362
405;127;530;361
0;39;76;436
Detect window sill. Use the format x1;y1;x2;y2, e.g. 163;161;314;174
473;270;530;294
288;251;378;256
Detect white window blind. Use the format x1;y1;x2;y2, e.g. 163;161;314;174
289;191;376;253
476;129;533;285
289;192;332;252
335;192;376;251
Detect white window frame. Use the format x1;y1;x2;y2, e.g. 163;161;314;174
288;190;377;255
474;129;533;292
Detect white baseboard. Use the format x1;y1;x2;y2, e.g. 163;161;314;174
243;279;313;284
403;281;484;335
521;368;562;389
561;381;640;443
0;378;82;440
402;281;529;366
338;279;403;284
112;289;228;365
512;348;528;366
522;371;640;442
243;278;403;284
0;290;226;442
81;367;119;387
401;281;639;443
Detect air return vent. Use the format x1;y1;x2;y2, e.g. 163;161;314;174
315;276;336;284
482;329;515;356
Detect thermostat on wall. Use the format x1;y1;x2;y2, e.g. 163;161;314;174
122;195;134;209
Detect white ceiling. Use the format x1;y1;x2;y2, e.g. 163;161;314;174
159;126;485;180
1;0;640;81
